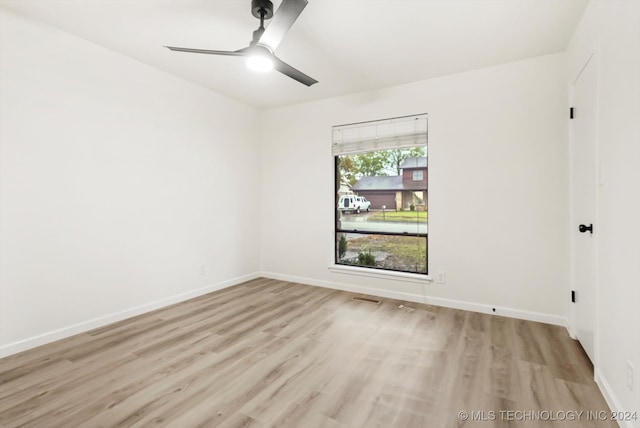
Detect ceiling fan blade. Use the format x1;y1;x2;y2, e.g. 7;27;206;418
165;46;245;56
273;56;317;86
258;0;308;52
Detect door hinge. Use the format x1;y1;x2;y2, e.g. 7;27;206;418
571;290;576;303
570;107;574;119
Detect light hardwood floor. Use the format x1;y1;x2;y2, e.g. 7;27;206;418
0;278;615;427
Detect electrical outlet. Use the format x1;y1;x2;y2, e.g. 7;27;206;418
436;271;446;284
627;361;634;391
199;265;206;276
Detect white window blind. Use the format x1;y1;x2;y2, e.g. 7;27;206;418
332;114;427;156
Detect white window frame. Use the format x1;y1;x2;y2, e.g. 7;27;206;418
331;114;429;277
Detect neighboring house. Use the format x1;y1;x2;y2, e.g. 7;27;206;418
337;183;353;196
352;157;427;210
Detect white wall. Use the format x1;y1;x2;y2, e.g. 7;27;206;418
566;1;640;425
0;9;260;355
2;5;637;422
260;53;569;324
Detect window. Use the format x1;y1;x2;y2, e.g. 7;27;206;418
333;114;428;275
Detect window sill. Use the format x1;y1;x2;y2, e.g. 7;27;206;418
328;264;432;284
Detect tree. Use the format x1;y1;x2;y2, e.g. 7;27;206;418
352;151;389;177
338;235;347;259
337;146;426;186
337;156;357;186
338;152;389;186
387;147;426;175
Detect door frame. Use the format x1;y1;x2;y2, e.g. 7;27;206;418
568;45;600;374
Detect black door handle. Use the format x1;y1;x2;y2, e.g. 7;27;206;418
579;224;593;234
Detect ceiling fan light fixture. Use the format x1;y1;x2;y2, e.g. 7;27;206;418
246;52;274;72
246;45;274;72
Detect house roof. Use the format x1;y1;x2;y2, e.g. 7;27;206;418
400;157;427;169
352;176;403;191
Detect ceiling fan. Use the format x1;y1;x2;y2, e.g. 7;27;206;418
166;0;318;86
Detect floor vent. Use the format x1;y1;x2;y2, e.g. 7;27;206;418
351;296;382;305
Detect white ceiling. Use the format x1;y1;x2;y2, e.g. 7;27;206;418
0;0;588;110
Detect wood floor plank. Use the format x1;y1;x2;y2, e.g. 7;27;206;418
0;279;616;428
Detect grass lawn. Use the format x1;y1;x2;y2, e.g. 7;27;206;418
339;234;427;274
369;211;427;222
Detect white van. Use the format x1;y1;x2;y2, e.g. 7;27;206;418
355;196;371;211
337;195;370;214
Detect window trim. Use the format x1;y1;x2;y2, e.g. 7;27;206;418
328;264;432;284
333;114;428;276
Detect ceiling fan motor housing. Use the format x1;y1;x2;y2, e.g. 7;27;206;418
252;0;274;19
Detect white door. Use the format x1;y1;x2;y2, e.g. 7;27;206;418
571;54;597;363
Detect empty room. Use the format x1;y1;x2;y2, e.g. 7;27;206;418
0;0;638;427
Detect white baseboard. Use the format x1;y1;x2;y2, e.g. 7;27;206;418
260;271;567;327
422;294;567;327
0;272;260;359
261;271;427;304
595;369;637;428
